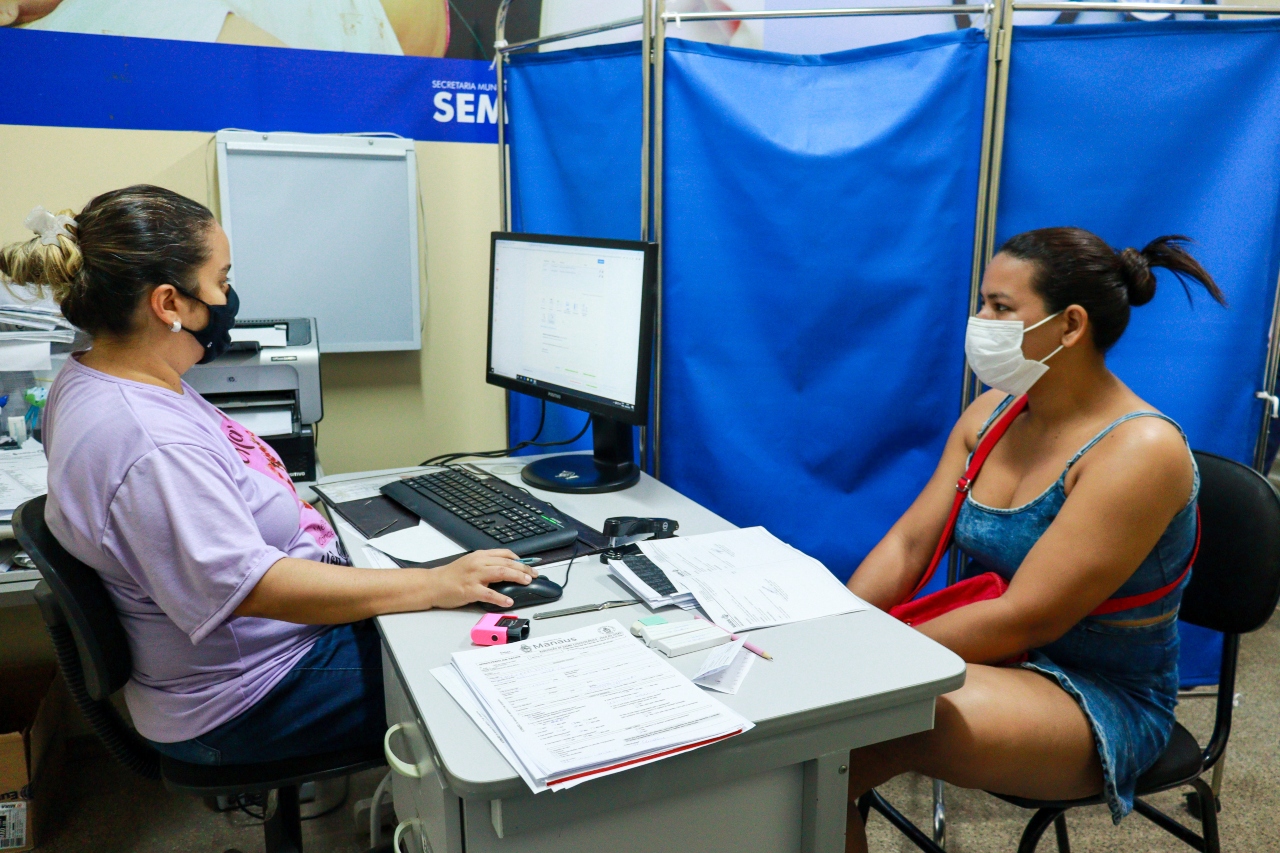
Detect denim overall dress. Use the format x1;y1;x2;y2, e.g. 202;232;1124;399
953;396;1198;822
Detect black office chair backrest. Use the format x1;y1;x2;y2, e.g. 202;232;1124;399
1181;451;1280;634
13;495;133;701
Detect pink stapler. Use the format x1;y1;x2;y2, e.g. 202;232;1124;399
471;613;531;646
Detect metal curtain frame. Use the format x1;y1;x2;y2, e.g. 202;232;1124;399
494;0;993;479
493;2;645;230
495;1;1280;478
993;0;1280;476
653;2;992;478
492;1;651;466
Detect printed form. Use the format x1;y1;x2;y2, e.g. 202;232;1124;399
438;620;752;791
0;444;47;520
638;527;868;632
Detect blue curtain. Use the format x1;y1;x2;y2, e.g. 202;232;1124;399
997;19;1280;684
659;31;989;584
505;42;645;455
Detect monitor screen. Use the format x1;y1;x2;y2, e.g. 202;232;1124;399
487;233;655;423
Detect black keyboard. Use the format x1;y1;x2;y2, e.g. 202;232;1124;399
621;552;678;596
380;469;579;557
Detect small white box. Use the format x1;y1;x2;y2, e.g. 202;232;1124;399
640;621;732;657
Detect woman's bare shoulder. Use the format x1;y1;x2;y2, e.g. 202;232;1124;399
955;389;1013;451
1077;409;1194;503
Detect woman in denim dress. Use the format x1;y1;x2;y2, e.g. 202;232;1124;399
844;227;1225;853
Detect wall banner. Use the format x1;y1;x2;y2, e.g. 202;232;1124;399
0;27;498;143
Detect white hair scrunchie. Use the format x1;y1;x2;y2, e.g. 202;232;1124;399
23;206;77;246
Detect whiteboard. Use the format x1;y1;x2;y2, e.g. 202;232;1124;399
216;131;421;353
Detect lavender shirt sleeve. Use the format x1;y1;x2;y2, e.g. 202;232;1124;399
102;443;288;645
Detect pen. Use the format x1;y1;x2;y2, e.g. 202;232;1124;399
695;615;774;661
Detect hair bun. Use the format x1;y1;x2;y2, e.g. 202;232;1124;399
0;224;84;306
1119;246;1156;306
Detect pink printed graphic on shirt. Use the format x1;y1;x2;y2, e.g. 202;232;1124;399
218;414;339;553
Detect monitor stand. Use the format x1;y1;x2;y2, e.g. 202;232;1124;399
521;414;640;494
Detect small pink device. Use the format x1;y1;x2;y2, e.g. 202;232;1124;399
471;613;531;646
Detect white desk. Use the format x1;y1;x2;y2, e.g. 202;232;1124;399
328;456;965;853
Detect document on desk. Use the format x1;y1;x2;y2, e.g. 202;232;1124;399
440;620;752;792
606;552;698;610
432;665;544;791
312;473;410;505
692;639;754;695
0;443;48;521
367;520;464;563
637;527;868;632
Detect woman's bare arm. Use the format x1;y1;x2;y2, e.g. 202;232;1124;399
234;548;536;624
918;417;1193;663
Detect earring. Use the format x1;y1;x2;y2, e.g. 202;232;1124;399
170;320;182;333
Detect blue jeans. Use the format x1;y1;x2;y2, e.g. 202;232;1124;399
148;620;386;765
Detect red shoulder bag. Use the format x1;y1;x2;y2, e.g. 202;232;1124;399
888;395;1198;632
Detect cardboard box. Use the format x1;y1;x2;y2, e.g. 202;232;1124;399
0;666;66;852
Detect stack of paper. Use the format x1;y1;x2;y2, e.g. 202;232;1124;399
636;527;869;633
0;290;76;341
0;289;77;370
432;620;752;793
606;550;698;610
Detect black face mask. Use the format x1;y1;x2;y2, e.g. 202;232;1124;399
189;286;240;364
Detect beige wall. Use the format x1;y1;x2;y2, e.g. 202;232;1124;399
0;124;507;475
0;123;507;667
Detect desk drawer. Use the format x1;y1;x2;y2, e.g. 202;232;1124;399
384;644;463;853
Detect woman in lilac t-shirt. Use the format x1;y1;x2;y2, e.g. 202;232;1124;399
0;186;537;765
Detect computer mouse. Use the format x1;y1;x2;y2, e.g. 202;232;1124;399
481;576;564;612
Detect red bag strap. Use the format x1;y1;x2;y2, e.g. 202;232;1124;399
905;395;1029;602
1089;506;1200;616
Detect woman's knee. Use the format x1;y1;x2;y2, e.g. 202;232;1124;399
846;728;938;798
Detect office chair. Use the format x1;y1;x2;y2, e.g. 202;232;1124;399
14;495;386;853
859;450;1280;853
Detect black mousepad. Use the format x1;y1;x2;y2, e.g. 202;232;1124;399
320;492;607;569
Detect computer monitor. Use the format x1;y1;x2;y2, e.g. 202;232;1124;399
487;232;657;493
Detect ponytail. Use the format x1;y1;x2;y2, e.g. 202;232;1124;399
1126;234;1226;309
998;227;1226;351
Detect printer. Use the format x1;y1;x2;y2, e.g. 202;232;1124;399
185;318;322;482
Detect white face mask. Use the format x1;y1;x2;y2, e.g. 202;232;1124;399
964;312;1064;396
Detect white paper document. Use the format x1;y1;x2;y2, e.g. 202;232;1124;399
693;639;755;695
0;342;52;371
313;473;411;504
228;406;293;437
230;326;289;348
638;527;868;632
443;620;752;792
0;330;75;343
0;444;48;516
361;546;400;570
367;521;464;564
431;665;544;791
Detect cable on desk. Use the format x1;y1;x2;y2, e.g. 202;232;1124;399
420;400;592;467
419;400;546;466
560;541;583;590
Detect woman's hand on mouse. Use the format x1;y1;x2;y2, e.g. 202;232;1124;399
430;549;537;610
